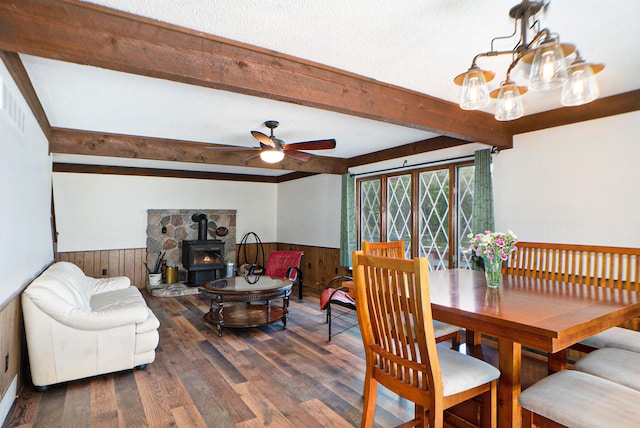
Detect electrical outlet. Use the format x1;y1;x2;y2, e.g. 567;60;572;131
102;268;107;276
5;353;8;372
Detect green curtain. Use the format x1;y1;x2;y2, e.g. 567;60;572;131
339;173;356;268
471;149;495;270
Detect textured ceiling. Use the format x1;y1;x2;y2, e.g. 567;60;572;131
18;0;640;175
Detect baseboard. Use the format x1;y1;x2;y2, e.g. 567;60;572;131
0;375;17;426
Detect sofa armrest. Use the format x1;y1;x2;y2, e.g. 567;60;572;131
24;288;150;331
87;276;131;295
63;305;151;330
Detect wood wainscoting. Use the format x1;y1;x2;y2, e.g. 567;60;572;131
55;244;350;292
55;248;148;288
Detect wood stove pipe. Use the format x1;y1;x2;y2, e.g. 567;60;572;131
192;213;208;240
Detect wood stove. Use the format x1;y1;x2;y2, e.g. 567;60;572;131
182;239;225;286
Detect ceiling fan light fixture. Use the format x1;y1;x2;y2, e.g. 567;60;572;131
259;149;285;163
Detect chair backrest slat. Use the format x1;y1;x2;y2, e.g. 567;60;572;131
362;240;406;259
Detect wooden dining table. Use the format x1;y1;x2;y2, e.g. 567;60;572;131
426;268;640;428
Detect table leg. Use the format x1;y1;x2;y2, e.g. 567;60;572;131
498;338;522;428
282;296;290;329
465;329;482;347
547;349;568;373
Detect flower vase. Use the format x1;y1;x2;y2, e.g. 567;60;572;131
483;257;502;288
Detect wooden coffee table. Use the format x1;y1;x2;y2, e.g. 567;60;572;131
199;276;292;336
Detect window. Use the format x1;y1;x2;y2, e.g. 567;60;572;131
357;162;474;270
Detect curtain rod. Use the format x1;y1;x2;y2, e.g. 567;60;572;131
349;146;499;177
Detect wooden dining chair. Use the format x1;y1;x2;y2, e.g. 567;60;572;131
362;240;462;350
362;239;407;258
352;251;499;428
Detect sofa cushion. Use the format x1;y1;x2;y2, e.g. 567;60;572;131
26;262;92;311
87;275;131;295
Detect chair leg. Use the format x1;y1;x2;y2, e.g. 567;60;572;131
521;408;534;428
451;331;461;351
480;381;498;428
327;305;332;342
361;370;378;428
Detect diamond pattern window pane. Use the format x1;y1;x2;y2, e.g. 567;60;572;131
387;175;411;258
418;170;450;270
457;165;475;269
360;179;381;243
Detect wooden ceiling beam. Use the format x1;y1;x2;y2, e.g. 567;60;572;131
507;90;640;136
0;50;51;140
52;163;280;183
348;136;472;168
0;0;512;149
49;127;348;175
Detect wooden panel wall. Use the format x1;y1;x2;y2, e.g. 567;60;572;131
275;243;351;291
55;248;147;288
0;296;21;402
55;244;350;292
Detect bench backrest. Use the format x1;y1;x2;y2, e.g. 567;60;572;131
506;242;640;330
505;242;640;291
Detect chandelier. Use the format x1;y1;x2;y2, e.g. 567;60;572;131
453;1;604;121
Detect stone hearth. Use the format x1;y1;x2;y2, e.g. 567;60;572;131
146;209;237;281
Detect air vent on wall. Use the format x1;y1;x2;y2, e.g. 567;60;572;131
0;75;26;134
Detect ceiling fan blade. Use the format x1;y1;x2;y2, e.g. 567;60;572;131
284;150;313;162
242;153;261;163
251;131;276;148
283;139;336;151
204;145;260;152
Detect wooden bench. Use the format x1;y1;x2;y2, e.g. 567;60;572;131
505;242;640;352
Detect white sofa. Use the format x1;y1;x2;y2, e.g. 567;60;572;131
22;262;160;389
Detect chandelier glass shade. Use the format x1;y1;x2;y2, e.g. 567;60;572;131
527;40;571;91
491;81;528;121
259;149;285;163
561;56;604;106
453;1;604;121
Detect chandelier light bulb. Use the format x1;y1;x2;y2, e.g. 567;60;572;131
528;41;569;91
259;149;285;163
491;81;526;121
459;70;491;110
561;61;601;106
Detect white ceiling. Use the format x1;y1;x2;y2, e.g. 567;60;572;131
20;0;640;175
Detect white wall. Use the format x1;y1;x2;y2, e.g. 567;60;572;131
0;61;53;426
52;173;278;251
493;111;640;247
277;174;342;248
0;64;53;305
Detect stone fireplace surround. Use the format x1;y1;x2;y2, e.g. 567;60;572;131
146;209;237;282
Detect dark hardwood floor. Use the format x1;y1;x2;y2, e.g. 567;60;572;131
3;288;548;428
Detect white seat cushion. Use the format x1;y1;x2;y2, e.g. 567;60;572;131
519;370;640;428
437;346;500;397
578;327;640;353
433;320;462;339
574;347;640;391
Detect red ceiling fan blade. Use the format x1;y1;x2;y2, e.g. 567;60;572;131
284;150;313;162
251;131;276;148
283;139;336;151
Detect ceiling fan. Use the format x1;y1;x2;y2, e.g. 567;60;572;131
205;120;336;163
